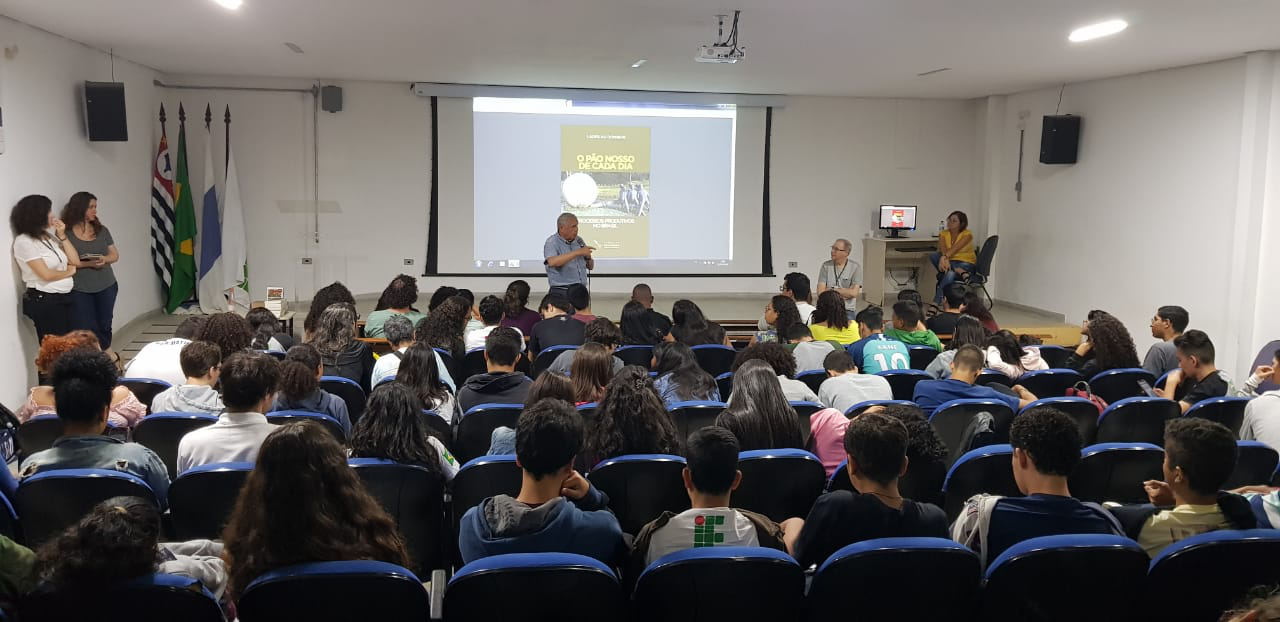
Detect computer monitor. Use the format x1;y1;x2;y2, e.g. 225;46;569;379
879;205;917;238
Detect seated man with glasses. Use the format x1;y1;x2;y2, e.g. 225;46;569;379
817;238;862;321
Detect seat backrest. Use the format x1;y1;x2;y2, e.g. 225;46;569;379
16;415;64;460
1016;369;1085;399
843;399;917;418
795;370;827;395
446;553;622;622
634;546;804;621
350;458;447;575
979;534;1147;620
942;444;1018;521
532;345;577;378
17;469;159;547
17;573;223;622
319;376;367;425
461;348;488;381
807;537;980;622
1036;345;1072;369
908;345;939;370
715;372;733;398
929;399;1016;466
878;369;931;401
419;409;453;451
733;449;826;522
975;370;1013;387
238;561;429;622
118;377;174;413
450;455;522;560
1068;443;1164;504
667;401;727;441
691;344;737;377
587;454;689;535
1184;396;1250;437
132;412;218;480
432;347;461;381
168;461;253;540
266;410;346;442
1227;441;1280;489
974;235;998;276
1021;397;1100;446
615;345;655;369
1095;397;1180;445
455;403;523;463
1088;368;1156;404
1147;529;1280;622
788;401;823;444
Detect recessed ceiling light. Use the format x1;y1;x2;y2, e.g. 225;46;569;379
1069;19;1127;42
631;59;647;68
213;0;242;9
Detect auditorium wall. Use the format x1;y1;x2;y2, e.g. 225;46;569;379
0;17;162;401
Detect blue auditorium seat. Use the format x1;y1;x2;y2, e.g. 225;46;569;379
168;461;253;540
265;410;346;442
843;399;917;418
979;534;1148;620
615;344;655;369
1020;396;1100;445
1088;368;1156;405
16;468;159;547
942;444;1019;521
715;372;734;399
447;553;621;621
587;454;689;535
450;455;522;551
795;369;828;395
118;377;173;413
532;344;577;378
17;573;223;622
320;375;367;424
806;538;980;621
691;344;737;377
238;560;429;622
930;398;1016;465
1227;440;1280;489
667;400;727;440
1095;397;1180;445
1184;396;1250;437
1068;443;1165;504
350;458;447;575
908;345;939;370
878;369;931;401
732;449;825;522
1147;529;1280;622
132;411;218;479
1015;369;1084;399
634;547;803;622
454;403;523;463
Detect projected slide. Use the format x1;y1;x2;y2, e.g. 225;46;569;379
471;98;737;274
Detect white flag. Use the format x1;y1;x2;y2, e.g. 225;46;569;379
197;122;227;313
222;115;250;314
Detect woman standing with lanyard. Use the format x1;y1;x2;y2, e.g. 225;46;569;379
62;192;120;351
929;210;977;305
10;195;79;341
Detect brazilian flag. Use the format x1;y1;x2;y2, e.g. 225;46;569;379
165;104;198;313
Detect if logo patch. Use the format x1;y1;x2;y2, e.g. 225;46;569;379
693;514;725;547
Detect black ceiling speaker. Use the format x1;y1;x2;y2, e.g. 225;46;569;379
1040;115;1080;164
84;81;128;141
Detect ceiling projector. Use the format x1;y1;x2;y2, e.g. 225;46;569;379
696;11;745;64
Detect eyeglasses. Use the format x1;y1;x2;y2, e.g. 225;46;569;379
830;246;850;252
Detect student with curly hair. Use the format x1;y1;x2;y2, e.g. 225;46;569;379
246;306;293;352
309;303;375;393
652;341;720;409
731;342;819;402
499;279;541;336
350;383;458;481
270;344;351;434
302;282;355;339
18;330;147;426
221;421;410;597
808;290;859;345
715;360;805;451
570;342;614;405
585;366;681;464
394;343;456;422
196;312;254;361
10;194;79;341
427;286;459;312
414;295;469;364
752;295;802;345
866;403;949;506
1065;311;1140;378
365;275;424;339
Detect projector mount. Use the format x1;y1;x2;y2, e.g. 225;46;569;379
696;11;746;64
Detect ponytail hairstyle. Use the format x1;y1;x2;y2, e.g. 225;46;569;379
503;279;531;320
278;343;322;402
246;307;282;351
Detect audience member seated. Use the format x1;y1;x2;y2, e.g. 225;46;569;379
457;327;532;414
548;317;624;377
308;303;374;394
466;295;524;352
499;280;541;336
883;301;943;352
33;496;228;601
197;312;254;362
484;373;578;456
629;426;803;577
571;342;614;405
364;274;425;339
1142;305;1188;376
912;345;1037;413
808;290;860;345
896;290;929;328
951;406;1125;568
963;292;998;333
752;295;803;345
926;284;966;336
846;306;910;374
671;299;729;347
414;295;470;365
985;329;1048;379
222;421;411;598
150;341;224;414
458;398;623;565
270;344;351;434
567;283;596;323
302;281;355;340
818;350;893;413
652;341;720;409
732;343;820;402
792;412;948;569
1065;310;1140;378
1109;418;1254;557
866;403;949;501
177;351;280;474
715;360;806;451
807;405;851;476
620;300;667;346
395;343;458;422
370;315;448;391
124;315;207;388
816;238;862;321
629;283;673;340
585;366;682;465
788;324;836;373
20;349;169;504
925;315;987;380
427;285;459;312
456;288;484;335
930;211;977;305
759;272;816;330
350;383;458;481
528;295;586;355
246;306;294;352
1239;348;1280;447
19;331;145;427
1154;329;1228;413
0;535;33;600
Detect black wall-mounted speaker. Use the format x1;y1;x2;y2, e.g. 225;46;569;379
321;85;343;113
1039;115;1080;164
84;81;128;142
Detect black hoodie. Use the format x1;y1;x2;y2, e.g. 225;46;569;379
457;372;533;415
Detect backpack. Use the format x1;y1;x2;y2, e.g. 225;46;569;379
1066;380;1109;413
0;402;20;465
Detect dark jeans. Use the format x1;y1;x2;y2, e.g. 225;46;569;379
23;289;75;342
71;282;119;349
929;252;976;304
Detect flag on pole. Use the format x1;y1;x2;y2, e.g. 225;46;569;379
197;105;226;313
165;104;198;313
222;105;250;313
150;105;176;296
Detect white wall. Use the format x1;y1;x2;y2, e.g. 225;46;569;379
0;17;160;404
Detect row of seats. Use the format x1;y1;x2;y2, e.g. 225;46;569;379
18;531;1280;622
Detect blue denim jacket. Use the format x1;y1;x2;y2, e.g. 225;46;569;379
20;435;171;507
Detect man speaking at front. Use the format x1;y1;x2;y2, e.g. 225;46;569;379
543;213;594;299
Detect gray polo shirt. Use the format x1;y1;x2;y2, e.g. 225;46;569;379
817;259;862;311
544;233;589;287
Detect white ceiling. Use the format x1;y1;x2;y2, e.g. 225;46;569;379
3;0;1280;98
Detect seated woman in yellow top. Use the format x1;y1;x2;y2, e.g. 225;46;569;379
807;291;859;345
930;210;978;304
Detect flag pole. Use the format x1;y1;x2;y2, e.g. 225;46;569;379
224;105;231;170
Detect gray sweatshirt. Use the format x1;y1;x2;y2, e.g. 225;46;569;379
151;385;224;415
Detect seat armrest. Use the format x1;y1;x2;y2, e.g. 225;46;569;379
429;568;447;620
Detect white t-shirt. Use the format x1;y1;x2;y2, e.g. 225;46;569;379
645;508;760;565
176;412;278;474
124;338;192;387
12;234;73;293
464;325;525;353
818;373;894;413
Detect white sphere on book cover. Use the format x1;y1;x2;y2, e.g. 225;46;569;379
561;173;599;209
